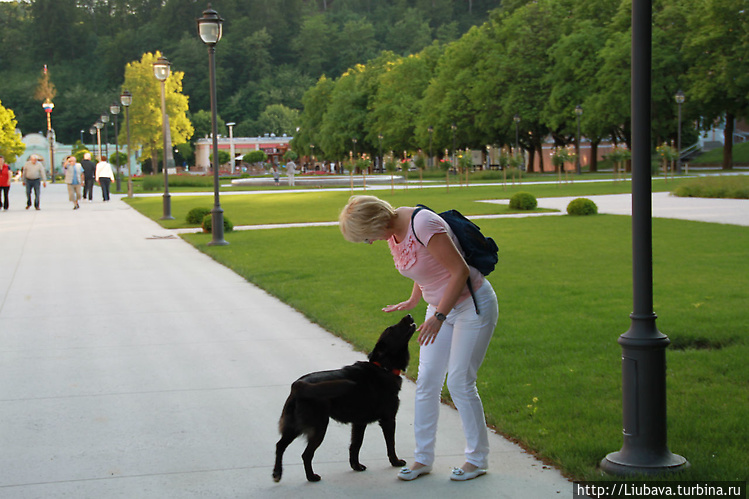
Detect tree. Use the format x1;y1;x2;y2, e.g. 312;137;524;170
544;20;609;171
369;52;432;156
684;0;749;169
256;104;299;137
190;110;224;143
293;75;335;158
0;100;26;163
120;52;194;173
292;14;333;75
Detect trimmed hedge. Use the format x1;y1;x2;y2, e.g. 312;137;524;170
567;198;598;216
509;192;537;210
186;207;212;225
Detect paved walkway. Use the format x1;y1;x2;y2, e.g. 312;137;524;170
0;183;569;498
2;182;746;498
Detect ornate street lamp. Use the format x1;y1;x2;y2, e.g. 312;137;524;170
575;105;583;174
226;122;236;174
451;122;457;169
513;114;521;155
42;99;55;182
378;134;383;172
153;54;174;220
100;111;110;161
120;90;134;198
674;90;685;174
94;120;103;161
427;126;433;168
197;4;228;245
110;101;121;191
88;127;96;157
600;0;689;476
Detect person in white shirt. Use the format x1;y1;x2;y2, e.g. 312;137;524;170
95;156;115;202
285;159;296;187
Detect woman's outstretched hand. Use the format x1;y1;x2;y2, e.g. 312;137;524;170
382;301;415;313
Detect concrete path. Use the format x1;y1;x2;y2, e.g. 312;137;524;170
529;192;749;226
0;183;570;498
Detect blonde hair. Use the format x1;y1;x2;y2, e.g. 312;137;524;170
339;195;396;243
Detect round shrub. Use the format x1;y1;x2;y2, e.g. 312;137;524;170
202;213;234;233
186;207;212;225
509;192;537;210
567;198;598;216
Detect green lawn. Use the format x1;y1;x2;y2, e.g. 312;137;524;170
130;180;746;482
124;176;685;230
690;141;749;165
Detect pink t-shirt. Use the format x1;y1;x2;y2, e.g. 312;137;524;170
388;209;484;308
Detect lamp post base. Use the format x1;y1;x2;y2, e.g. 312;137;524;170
207;207;229;246
600;450;689;476
160;193;174;220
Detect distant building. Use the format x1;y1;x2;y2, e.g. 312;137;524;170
195;134;292;172
14;132;139;175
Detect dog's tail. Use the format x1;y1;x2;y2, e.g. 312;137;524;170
291;379;356;399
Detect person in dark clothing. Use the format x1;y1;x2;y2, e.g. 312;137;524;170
81;152;96;202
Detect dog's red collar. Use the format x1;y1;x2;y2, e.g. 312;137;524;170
372;361;401;376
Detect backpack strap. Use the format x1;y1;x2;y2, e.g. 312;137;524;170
410;205;480;315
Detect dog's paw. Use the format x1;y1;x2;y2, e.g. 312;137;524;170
351;463;367;472
306;473;322;482
272;469;282;482
390;458;407;467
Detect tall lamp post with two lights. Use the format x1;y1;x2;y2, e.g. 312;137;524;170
198;4;228;245
153;55;174;220
120;90;134;198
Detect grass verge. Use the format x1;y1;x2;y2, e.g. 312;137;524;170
182;213;748;482
673;175;749;199
123;177;685;229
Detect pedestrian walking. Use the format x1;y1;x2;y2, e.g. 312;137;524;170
95;155;115;202
22;155;47;210
272;165;280;186
81;152;96;202
64;156;84;210
285;159;296;187
0;155;11;210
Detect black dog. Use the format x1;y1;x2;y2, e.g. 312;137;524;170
273;314;416;483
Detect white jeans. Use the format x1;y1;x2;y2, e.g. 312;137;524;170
414;279;499;469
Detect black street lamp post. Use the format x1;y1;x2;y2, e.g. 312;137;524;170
120;90;133;198
575;105;583;174
88;127;96;157
198;4;228;245
451;122;457;169
378;134;383;172
100;112;109;161
600;0;689;476
110;101;121;192
94;120;103;160
675;90;685;174
427;126;433;168
153;55;174;220
513;114;520;157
